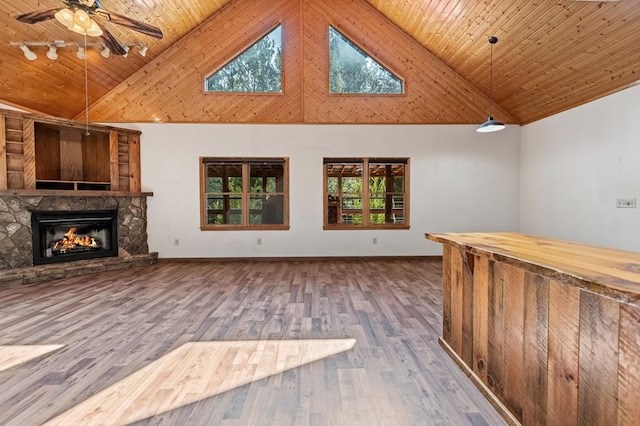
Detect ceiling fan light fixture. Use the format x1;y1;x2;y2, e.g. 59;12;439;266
477;36;505;133
85;19;103;37
54;7;103;37
54;8;75;29
20;44;37;61
122;45;130;58
46;44;58;60
137;45;148;57
74;9;92;30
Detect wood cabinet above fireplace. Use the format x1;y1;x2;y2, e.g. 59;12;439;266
0;108;141;193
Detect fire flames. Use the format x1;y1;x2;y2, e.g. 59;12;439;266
52;227;99;253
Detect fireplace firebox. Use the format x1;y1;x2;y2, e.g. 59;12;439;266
31;210;118;265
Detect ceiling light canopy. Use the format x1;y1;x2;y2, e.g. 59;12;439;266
54;4;103;37
477;36;505;133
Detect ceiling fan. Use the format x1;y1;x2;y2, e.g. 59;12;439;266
15;0;163;56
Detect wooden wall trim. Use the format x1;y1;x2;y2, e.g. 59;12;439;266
128;133;141;192
22;118;35;190
0;114;6;191
109;130;120;191
157;255;441;263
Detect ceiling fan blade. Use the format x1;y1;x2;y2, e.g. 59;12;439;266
16;8;62;24
98;25;128;56
95;9;164;39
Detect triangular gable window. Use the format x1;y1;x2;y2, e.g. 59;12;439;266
205;25;282;93
329;26;403;94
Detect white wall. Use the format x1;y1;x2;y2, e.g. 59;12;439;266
521;84;640;251
137;124;520;258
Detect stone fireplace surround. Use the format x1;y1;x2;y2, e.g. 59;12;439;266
0;193;157;287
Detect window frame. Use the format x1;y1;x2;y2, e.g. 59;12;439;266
327;25;406;96
203;23;284;95
200;157;290;231
323;157;410;230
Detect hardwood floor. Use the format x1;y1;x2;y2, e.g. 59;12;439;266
0;259;506;425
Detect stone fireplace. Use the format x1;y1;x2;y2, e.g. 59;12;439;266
0;194;156;286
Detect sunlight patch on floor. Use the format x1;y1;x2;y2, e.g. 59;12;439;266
45;338;356;425
0;345;65;373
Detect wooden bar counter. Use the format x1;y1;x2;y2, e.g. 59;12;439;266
425;232;640;426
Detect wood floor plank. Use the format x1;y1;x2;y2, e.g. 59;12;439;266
0;259;506;425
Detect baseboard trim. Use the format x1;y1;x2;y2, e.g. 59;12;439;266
438;337;521;426
157;255;442;263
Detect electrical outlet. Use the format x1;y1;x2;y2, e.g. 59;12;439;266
257;238;262;245
174;239;180;246
372;237;378;245
616;198;636;208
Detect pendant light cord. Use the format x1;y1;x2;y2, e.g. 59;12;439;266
489;40;493;117
84;32;90;136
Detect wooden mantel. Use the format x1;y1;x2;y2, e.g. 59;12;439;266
426;232;640;426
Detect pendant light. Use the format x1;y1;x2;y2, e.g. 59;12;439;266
477;36;505;133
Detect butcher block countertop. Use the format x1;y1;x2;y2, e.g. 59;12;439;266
425;232;640;307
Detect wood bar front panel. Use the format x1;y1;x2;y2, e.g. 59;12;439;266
429;232;640;425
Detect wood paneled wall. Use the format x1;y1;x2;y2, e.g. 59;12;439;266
441;245;640;425
86;0;515;124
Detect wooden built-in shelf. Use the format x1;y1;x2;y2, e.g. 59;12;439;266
35;180;111;191
0;108;141;194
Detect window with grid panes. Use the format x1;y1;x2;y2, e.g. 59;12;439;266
324;158;409;229
200;158;289;230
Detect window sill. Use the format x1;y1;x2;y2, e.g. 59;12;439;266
201;225;290;231
323;224;410;231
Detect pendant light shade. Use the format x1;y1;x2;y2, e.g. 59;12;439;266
477;36;505;133
477;117;505;133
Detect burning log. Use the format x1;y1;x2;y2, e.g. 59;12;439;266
51;227;100;254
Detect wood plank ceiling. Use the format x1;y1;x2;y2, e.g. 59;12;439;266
0;0;638;125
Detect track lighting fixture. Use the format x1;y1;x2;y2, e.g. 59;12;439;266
19;44;37;61
477;36;505;133
11;41;149;60
46;44;59;61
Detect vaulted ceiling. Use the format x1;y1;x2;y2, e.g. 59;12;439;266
1;0;638;125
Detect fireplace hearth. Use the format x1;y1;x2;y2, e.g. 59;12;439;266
31;210;118;265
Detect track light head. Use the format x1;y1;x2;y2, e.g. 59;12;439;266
20;44;37;61
46;45;58;60
100;45;110;58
